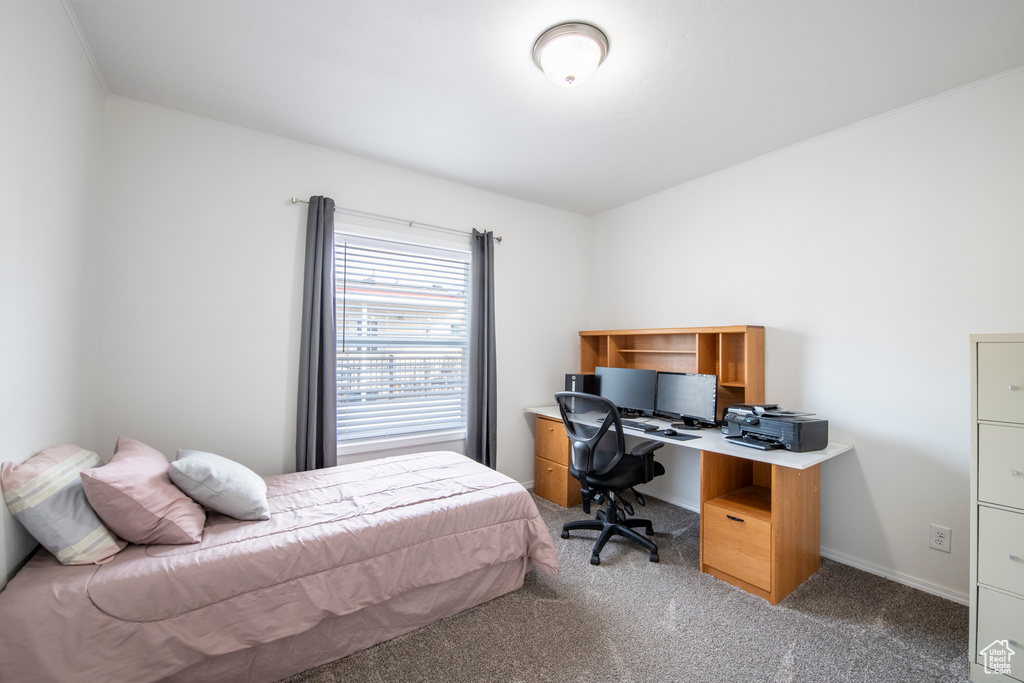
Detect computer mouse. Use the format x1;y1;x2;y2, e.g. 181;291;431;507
664;429;678;436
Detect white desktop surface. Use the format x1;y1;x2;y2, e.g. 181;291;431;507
525;405;852;470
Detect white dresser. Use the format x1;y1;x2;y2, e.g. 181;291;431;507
970;335;1024;682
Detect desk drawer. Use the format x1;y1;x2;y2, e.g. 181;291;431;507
978;505;1024;596
977;587;1024;681
979;424;1024;511
534;457;581;508
536;416;570;467
703;499;771;591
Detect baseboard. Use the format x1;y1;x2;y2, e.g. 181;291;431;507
633;485;700;514
819;546;969;605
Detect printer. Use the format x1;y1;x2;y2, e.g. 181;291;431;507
721;404;828;453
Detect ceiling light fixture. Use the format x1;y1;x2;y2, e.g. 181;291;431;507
532;22;609;88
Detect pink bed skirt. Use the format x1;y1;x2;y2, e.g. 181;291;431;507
167;557;532;682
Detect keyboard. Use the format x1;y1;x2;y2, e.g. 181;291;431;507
596;416;659;432
622;419;659;432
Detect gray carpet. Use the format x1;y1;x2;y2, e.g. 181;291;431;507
283;493;969;682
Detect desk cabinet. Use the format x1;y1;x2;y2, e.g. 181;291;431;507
970;335;1024;683
699;452;820;605
703;490;772;591
534;415;582;508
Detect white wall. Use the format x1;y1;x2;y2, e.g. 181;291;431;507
0;2;106;586
96;99;590;485
591;68;1024;600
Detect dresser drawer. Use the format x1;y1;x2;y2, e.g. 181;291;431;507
702;499;772;591
980;424;1024;510
535;416;570;467
978;343;1024;424
977;587;1024;681
534;457;581;508
978;506;1024;596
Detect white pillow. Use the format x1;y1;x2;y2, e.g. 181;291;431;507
170;450;270;521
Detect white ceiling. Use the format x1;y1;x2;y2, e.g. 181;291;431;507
69;0;1024;216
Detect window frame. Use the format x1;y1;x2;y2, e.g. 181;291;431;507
332;228;472;457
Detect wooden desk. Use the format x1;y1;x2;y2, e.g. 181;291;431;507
525;405;852;604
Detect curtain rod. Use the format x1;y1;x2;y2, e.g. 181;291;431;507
290;197;502;243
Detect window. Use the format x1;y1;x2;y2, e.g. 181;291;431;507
335;233;471;446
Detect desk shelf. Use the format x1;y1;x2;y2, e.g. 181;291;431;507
618;349;696;355
708;485;772;521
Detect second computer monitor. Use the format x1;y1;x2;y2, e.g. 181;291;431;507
595;366;657;417
655;372;718;426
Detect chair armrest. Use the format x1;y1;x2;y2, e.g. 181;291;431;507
630;440;664;483
630;440;664;457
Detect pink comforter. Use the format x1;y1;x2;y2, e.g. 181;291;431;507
0;451;559;682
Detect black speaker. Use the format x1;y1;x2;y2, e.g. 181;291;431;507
564;373;597;394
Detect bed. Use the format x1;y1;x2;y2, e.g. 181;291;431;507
0;450;559;682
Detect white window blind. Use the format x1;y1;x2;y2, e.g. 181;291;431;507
335;234;470;443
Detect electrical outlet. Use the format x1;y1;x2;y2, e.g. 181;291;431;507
930;524;952;553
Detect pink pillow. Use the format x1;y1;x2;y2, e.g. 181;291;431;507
81;437;205;545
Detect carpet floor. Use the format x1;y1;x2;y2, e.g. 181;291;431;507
283;493;969;682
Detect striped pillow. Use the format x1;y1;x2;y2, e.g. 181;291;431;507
1;445;126;565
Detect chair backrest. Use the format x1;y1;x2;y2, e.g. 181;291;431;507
554;392;626;477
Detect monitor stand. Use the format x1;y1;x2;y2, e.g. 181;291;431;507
671;417;703;431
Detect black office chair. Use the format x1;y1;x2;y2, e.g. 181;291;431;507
554;391;666;565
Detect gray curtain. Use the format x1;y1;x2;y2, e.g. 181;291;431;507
296;196;337;472
467;229;497;469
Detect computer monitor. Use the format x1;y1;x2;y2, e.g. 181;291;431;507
595;366;657;417
655;371;718;428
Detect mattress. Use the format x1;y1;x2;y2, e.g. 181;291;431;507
0;451;559;682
